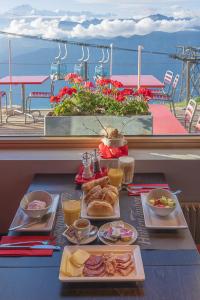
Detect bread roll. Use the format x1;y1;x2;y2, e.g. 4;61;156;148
82;176;109;193
87;200;113;216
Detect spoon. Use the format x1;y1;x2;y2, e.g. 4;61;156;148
172;190;182;195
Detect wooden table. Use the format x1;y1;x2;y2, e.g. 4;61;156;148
0;75;49;114
110;75;164;89
1;173;200;300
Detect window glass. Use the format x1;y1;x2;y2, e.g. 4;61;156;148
0;3;199;138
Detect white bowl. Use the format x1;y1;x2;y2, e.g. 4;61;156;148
20;190;52;218
146;189;176;217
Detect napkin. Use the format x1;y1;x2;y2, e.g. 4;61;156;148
128;183;169;196
0;235;55;257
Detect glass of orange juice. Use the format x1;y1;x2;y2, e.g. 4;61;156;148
61;193;81;226
108;168;124;190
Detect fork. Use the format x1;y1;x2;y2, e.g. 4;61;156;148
0;240;51;247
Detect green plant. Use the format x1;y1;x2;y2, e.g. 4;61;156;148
50;73;150;116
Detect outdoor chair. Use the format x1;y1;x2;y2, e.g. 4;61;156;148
25;80;55;123
184;99;197;133
0;91;7;123
151;74;179;116
151;70;174;95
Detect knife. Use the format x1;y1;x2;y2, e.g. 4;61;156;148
127;185;168;190
0;245;61;251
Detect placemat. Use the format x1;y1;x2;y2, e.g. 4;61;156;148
52;191;151;249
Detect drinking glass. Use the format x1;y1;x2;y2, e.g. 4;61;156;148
118;156;135;184
108;168;124;190
61;192;81;226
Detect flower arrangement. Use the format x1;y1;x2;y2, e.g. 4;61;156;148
49;73;152;117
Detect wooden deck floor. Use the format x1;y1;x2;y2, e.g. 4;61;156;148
0;106;199;136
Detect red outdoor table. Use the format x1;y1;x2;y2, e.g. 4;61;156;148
111;75;164;89
149;104;188;135
0;75;49;114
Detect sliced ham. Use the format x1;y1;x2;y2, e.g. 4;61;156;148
115;253;132;263
85;255;103;267
83;264;106;277
117;264;134;276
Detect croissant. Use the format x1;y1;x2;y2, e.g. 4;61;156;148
102;189;117;206
84;185;102;204
85;189;103;205
82;176;109;193
106;185;119;196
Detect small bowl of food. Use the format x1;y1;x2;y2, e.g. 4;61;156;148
20;190;52;218
146;189;176;217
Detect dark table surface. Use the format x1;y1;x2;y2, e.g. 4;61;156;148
1;173;200;300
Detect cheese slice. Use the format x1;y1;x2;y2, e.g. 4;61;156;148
60;250;71;275
66;258;83;277
70;249;90;267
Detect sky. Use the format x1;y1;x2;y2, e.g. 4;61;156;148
0;0;200;17
1;1;200;39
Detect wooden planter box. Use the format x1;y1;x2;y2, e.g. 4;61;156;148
44;114;152;136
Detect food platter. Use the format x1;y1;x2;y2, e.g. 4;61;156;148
59;245;145;282
98;221;138;245
81;176;120;220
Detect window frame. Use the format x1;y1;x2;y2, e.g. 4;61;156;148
0;136;200;149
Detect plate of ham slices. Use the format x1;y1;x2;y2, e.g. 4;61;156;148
59;245;145;282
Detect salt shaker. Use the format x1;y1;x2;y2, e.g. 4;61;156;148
82;152;93;179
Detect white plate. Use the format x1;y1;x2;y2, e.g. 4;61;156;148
81;195;120;220
62;225;98;245
98;221;138;245
59;245;145;282
9;194;59;232
141;193;188;229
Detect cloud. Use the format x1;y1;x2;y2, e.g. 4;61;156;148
3;15;200;39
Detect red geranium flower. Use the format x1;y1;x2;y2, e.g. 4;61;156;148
57;86;77;98
84;81;95;89
122;88;133;96
135;88;153;101
102;88;112;95
74;76;83;84
96;77;111;86
115;91;125;102
50;96;60;103
65;73;78;81
111;80;123;88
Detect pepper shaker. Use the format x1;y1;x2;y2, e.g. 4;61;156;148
92;149;101;174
